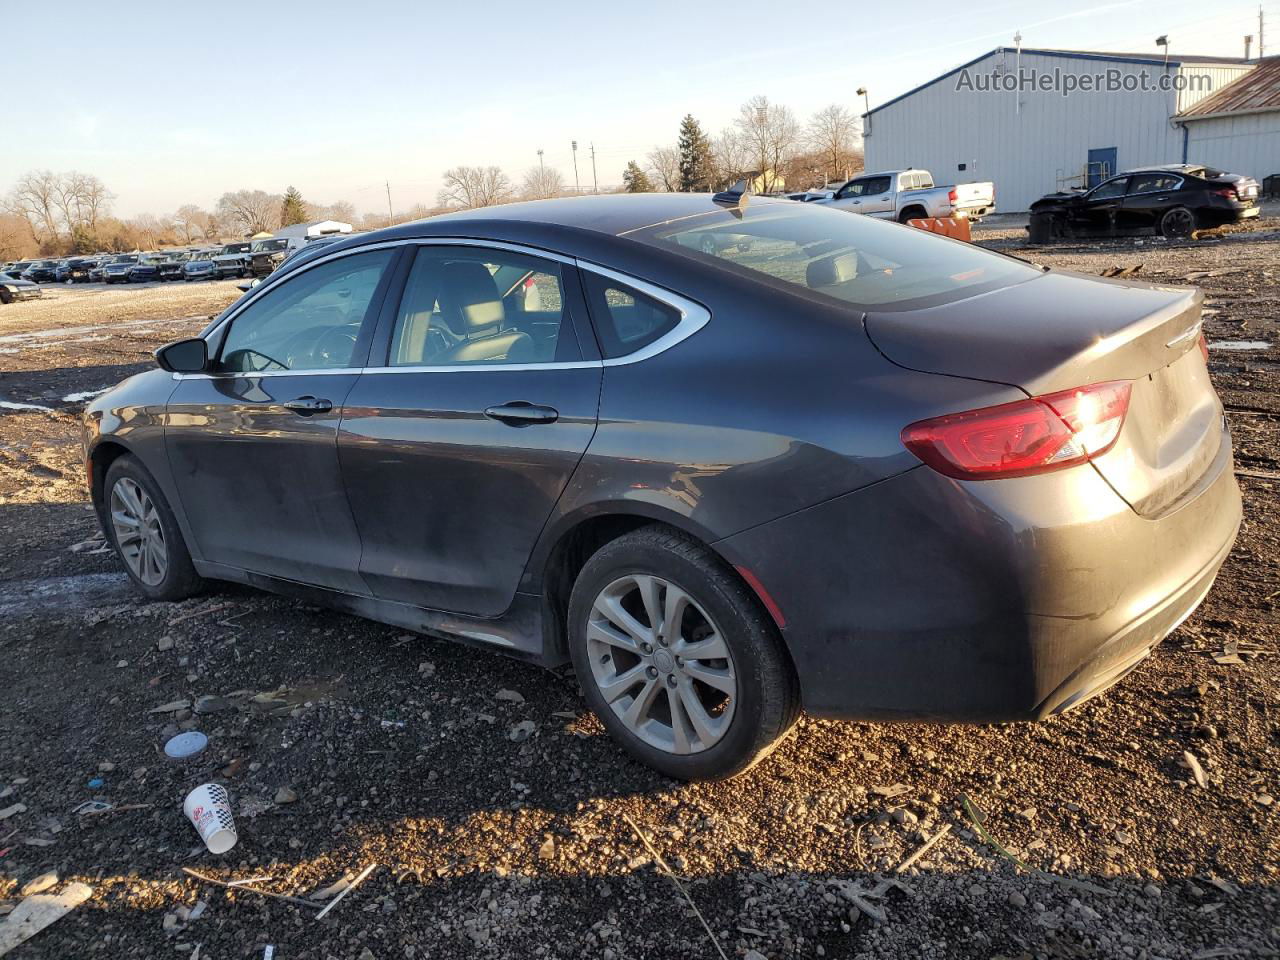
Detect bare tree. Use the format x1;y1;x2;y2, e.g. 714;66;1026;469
216;189;282;235
807;104;862;183
437;166;512;209
4;171;62;244
735;96;800;194
306;200;357;224
521;165;565;200
646;147;680;192
76;174;114;228
710;129;752;191
173;204;211;243
0;212;34;260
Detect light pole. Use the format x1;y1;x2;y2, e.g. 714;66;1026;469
856;87;870;136
537;148;544;173
1156;35;1170;69
571;141;580;194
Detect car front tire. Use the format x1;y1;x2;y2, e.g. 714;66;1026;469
567;525;799;781
102;455;205;602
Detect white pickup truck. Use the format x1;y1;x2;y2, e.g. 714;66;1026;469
810;169;995;222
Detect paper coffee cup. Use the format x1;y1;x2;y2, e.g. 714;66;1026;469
184;783;237;854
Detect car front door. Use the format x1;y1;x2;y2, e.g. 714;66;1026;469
1070;176;1128;236
337;242;602;617
1119;173;1183;233
164;246;400;592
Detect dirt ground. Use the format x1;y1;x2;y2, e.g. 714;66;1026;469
0;227;1276;960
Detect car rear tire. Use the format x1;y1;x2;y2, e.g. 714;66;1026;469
1160;206;1196;239
567;525;799;781
898;206;927;224
103;455;205;602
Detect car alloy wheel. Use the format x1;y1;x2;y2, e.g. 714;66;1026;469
109;476;168;586
585;573;737;755
1161;207;1195;239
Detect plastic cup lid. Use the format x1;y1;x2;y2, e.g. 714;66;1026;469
164;731;208;759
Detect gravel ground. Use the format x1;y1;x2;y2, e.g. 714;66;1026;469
0;227;1276;960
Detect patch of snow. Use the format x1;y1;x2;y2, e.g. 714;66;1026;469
1208;340;1270;351
62;388;110;403
0;400;53;412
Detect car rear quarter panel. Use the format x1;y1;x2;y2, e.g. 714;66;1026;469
519;244;1030;592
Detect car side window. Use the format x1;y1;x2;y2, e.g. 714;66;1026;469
387;246;575;367
1128;174;1181;194
582;273;680;359
217;249;393;373
1089;178;1128;200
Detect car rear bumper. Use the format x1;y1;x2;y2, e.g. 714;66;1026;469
715;434;1241;722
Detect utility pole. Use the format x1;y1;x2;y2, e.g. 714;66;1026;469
537;148;544;173
1259;5;1265;57
571;141;580;195
590;143;598;194
385;181;393;223
1245;34;1253;59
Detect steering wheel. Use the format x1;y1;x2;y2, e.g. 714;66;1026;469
280;325;357;369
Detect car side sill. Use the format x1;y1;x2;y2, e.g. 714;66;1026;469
192;561;555;664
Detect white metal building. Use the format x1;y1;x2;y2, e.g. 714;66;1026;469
1177;57;1280;184
862;47;1257;211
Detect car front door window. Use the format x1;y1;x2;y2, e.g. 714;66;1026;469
1088;178;1128;200
217;249;394;373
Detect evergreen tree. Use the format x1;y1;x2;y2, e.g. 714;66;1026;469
622;161;653;193
677;115;712;192
280;186;307;226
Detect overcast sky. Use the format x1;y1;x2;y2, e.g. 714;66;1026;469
5;0;1274;217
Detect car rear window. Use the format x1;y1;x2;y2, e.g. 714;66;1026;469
582;274;680;359
630;202;1038;310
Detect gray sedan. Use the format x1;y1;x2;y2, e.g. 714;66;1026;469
83;194;1241;780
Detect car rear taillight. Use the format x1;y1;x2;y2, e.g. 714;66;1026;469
1211;186;1237;199
1198;332;1209;362
900;381;1132;480
947;188;958;203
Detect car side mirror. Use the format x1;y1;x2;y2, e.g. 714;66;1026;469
155;337;208;373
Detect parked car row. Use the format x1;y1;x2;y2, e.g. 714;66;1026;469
0;234;360;291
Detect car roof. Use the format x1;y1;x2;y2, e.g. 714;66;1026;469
375;193;803;241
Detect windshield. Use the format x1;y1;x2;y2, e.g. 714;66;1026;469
111;255;138;264
632;202;1039;310
251;239;289;252
221;244;251;254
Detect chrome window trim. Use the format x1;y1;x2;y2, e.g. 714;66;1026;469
572;261;710;367
175;236;709;381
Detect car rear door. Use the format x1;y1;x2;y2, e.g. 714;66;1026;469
337;241;602;617
164;246;401;592
1119;173;1183;233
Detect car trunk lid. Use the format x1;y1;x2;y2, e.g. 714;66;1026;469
865;269;1226;517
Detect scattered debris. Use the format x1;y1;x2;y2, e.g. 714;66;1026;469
19;874;57;898
494;688;525;704
274;786;298;805
622;814;729;960
1099;263;1143;278
0;881;92;956
870;784;911;799
509;720;537;742
0;806;26;821
183;784;237;854
164;731;209;759
149;699;192;714
167;603;231;626
309;874;355;902
1182;751;1209;788
894;823;953;874
314;863;378;921
181;868;318;910
1211;641;1244;665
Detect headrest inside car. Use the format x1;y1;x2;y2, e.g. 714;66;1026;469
806;251;860;289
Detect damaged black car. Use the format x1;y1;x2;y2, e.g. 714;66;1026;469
1029;165;1260;243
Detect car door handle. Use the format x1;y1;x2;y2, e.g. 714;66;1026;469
484;401;559;426
282;396;333;414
